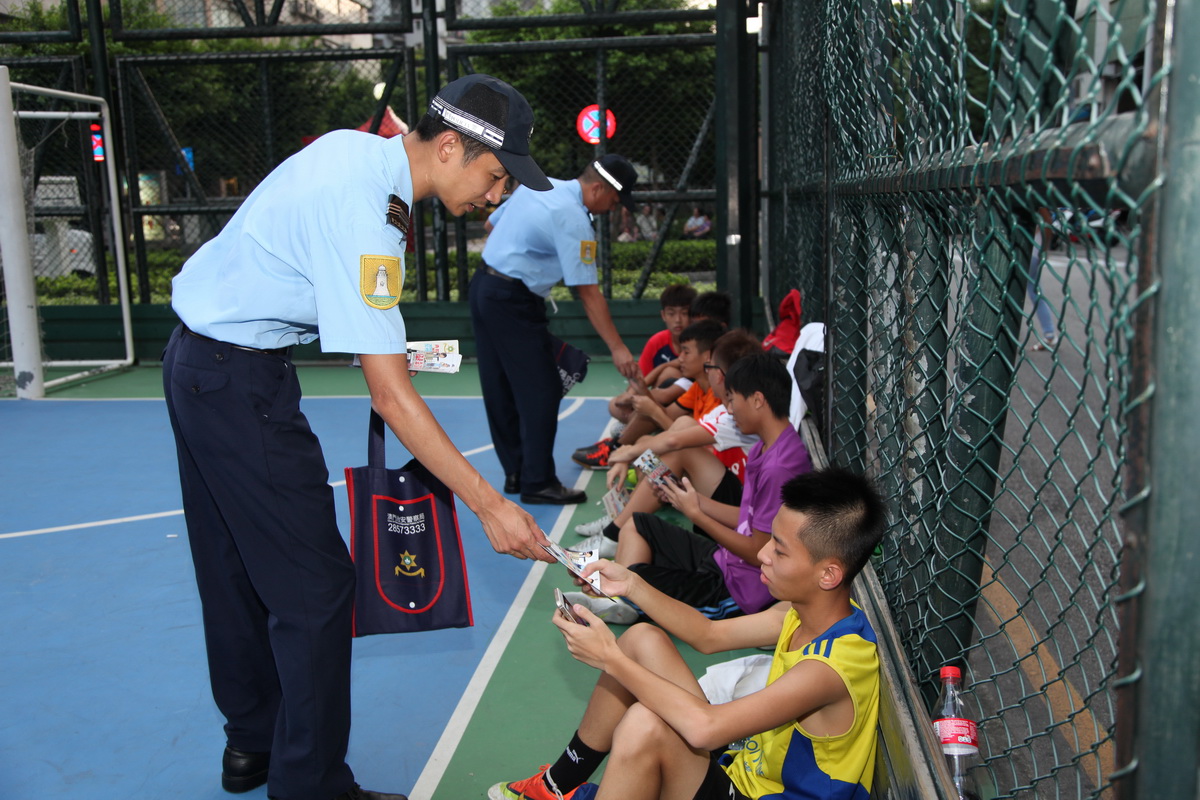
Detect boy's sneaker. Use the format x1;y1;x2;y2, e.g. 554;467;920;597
488;765;577;800
565;592;639;625
574;514;613;538
572;437;618;470
566;532;617;560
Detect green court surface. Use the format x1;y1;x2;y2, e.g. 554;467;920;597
37;358;631;401
25;356;757;799
429;558;753;800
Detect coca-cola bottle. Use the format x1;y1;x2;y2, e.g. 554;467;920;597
932;665;982;800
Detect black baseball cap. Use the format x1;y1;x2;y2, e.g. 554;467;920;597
593;153;637;211
429;74;551;191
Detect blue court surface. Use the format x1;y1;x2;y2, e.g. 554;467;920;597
0;390;612;799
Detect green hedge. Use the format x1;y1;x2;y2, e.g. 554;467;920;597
33;239;718;306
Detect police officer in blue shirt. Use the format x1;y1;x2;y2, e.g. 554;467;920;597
163;75;557;800
471;154;642;505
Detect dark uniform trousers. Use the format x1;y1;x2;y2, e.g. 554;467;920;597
468;268;564;493
162;325;356;800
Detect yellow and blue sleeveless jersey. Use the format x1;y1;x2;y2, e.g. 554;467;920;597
721;605;879;800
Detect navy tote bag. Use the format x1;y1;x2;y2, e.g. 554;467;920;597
345;409;473;636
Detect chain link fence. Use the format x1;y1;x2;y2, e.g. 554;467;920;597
764;0;1161;795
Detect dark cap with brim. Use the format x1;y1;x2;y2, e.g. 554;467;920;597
430;74;551;191
593;153;637;211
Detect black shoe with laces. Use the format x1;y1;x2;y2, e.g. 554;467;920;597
221;746;270;793
571;437;618;470
521;482;586;505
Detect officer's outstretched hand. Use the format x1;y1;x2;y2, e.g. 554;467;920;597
611;346;639;381
476;498;555;563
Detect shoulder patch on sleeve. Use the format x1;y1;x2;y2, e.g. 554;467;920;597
580;240;597;264
386;194;410;236
360;255;403;309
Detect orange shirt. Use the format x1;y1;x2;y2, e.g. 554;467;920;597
676;383;721;422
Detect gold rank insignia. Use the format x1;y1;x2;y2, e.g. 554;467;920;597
386;193;410;236
580;240;597;265
360;255;402;309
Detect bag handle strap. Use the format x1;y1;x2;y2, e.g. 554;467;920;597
368;408;387;469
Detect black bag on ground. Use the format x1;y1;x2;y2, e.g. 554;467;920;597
344;410;473;636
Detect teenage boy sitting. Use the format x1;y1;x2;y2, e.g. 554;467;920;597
489;467;888;800
574;320;726;470
603;283;696;430
569;353;812;624
574;292;733;469
570;329;762;546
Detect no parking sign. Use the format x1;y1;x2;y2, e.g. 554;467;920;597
576;104;617;144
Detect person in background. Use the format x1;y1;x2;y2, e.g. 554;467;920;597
471;153;642;505
683;206;712;239
635;203;660;241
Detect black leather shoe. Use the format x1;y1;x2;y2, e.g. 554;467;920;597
222;745;270;793
503;472;520;494
334;785;408;800
521;482;586;505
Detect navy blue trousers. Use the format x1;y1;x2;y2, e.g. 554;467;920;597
468;269;563;492
162;326;355;800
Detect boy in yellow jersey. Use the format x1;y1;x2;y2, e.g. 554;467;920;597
489;467;887;800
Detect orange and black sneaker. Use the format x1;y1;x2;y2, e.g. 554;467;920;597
571;437;618;470
488;765;577;800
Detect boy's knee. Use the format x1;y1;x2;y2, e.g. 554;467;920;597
617;622;673;659
611;702;673;757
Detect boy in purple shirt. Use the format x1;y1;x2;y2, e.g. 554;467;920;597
567;353;812;622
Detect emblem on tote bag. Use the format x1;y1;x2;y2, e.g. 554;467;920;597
372;496;443;611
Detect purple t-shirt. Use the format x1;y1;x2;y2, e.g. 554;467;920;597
713;425;812;613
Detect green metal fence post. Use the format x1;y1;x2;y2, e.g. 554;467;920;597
422;0;448;301
715;0;757;328
1121;0;1200;790
829;198;869;471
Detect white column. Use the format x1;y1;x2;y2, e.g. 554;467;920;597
0;66;44;399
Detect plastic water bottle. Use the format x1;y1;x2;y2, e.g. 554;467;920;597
933;665;982;800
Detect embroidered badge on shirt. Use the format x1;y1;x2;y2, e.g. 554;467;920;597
386;194;410;236
360;255;403;309
580;240;597;265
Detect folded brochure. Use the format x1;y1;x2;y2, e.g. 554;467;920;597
540;540;612;598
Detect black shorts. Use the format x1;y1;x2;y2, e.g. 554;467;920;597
711;468;743;507
693;753;751;800
688;468;742;539
627;513;730;608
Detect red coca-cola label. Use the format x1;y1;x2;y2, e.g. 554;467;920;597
934;717;979;752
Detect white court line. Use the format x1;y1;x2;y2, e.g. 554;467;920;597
0;396;589;538
409;464;593;800
0;509;185;539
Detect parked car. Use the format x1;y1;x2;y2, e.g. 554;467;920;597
29;222;96;278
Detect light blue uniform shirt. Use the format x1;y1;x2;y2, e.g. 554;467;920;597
481;178;598;297
171;129;413;354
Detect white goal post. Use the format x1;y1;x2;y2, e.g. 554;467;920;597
0;65;134;399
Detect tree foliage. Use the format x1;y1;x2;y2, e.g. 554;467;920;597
2;0;382;196
466;0;717;187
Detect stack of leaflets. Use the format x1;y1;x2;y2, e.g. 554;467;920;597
406;339;462;374
633;448;676;489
